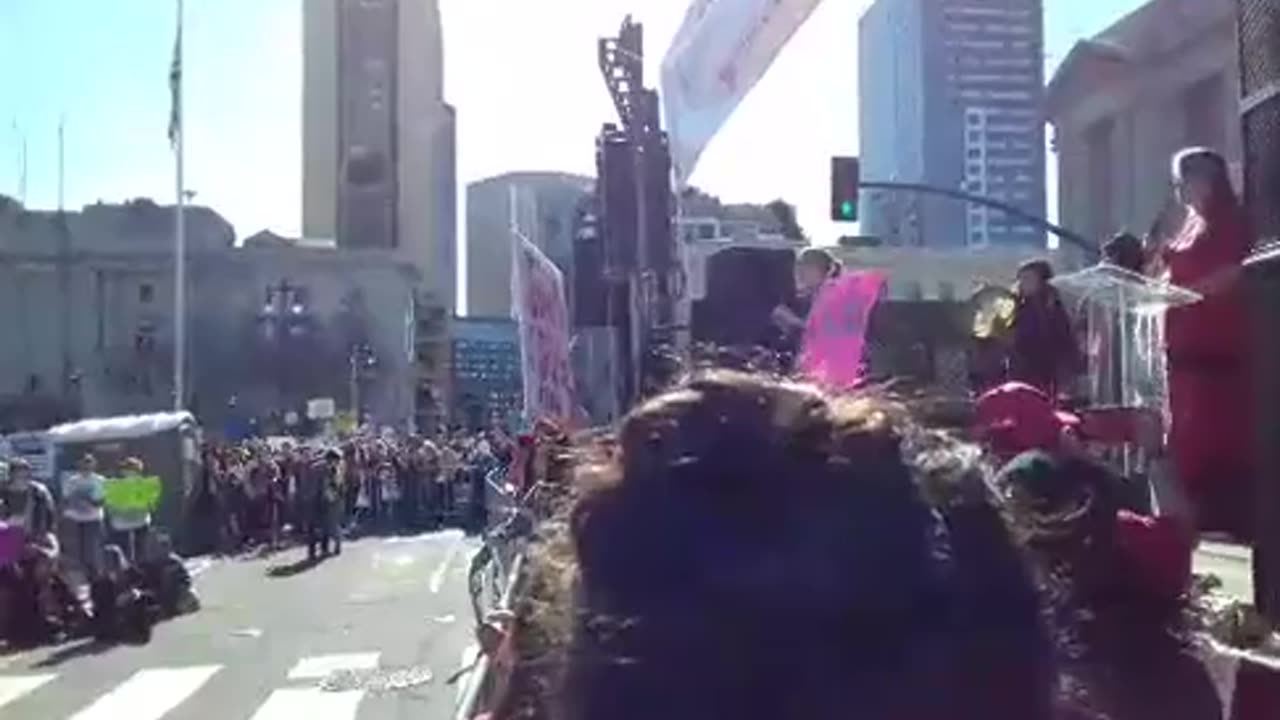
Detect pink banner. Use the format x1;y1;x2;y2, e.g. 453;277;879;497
512;236;575;423
799;271;886;389
0;523;24;565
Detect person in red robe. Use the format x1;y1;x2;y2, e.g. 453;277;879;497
1156;147;1253;541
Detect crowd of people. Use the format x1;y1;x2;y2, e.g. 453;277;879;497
0;426;516;652
191;428;513;558
0;455;198;649
460;145;1257;719
472;371;1221;720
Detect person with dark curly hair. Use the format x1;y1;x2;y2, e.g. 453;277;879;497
483;372;1055;720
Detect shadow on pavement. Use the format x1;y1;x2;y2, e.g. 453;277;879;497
32;639;114;669
265;555;326;578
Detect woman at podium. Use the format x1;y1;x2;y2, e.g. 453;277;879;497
1156;147;1253;541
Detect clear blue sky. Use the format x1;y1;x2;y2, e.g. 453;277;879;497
1;0;1147;243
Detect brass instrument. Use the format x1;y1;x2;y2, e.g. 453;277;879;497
969;284;1017;341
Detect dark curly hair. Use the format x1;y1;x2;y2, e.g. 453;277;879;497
491;371;1054;720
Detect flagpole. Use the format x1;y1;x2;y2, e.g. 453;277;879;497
173;0;186;411
57;115;65;213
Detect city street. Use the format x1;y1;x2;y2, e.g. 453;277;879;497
0;530;479;720
1196;540;1254;600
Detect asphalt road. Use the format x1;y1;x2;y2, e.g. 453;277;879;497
1195;541;1254;600
0;530;479;720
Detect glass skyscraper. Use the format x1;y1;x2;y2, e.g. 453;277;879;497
858;0;1047;249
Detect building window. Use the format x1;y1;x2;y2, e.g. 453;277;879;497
135;321;158;354
139;283;154;304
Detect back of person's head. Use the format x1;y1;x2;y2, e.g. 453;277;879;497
1017;259;1055;286
1103;233;1144;273
797;247;841;278
497;371;1054;720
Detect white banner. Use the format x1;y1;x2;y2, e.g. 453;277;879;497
661;0;824;185
512;234;575;424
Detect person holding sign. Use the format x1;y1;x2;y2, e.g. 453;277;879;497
105;458;158;562
771;248;843;370
0;458;56;566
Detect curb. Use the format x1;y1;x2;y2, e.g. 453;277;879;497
1198;542;1253;564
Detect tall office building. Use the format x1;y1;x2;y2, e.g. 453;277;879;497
858;0;1046;249
303;0;456;308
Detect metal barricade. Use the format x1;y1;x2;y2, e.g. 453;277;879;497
455;552;524;720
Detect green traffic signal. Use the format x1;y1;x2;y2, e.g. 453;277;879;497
831;156;860;222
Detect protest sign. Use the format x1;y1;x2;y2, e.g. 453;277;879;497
0;523;23;565
103;474;163;514
799;271;886;389
512;235;575;423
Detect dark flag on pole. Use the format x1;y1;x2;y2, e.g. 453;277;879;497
168;8;182;148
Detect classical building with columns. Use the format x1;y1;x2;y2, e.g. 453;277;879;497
1047;0;1241;263
0;197;432;434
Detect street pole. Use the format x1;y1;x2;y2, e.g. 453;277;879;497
349;348;360;425
859;180;1095;257
172;0;187;411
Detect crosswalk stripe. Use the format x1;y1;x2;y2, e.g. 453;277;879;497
249;688;365;720
287;652;380;680
0;674;55;710
68;665;221;720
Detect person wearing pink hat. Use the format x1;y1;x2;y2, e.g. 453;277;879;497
973;382;1082;463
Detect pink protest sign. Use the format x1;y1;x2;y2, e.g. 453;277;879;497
512;235;575;423
799;271;886;389
0;523;24;565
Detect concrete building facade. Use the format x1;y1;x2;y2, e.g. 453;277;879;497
829;242;1073;301
0;198;421;434
1046;0;1241;258
465;172;592;318
302;0;456;310
859;0;1046;249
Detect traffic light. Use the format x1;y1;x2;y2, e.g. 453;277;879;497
831;156;860;222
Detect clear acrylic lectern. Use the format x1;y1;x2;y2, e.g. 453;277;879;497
1052;263;1201;476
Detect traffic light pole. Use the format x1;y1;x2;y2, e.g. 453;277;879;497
859;181;1097;258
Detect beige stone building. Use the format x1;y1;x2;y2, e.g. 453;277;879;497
0;198;428;433
1047;0;1241;260
302;0;456;310
830;243;1074;301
